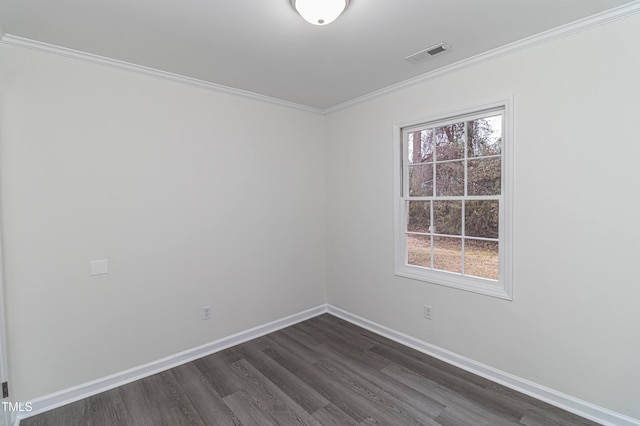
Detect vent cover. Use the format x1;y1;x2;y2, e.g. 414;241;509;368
405;43;450;64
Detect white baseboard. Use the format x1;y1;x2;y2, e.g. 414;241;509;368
17;303;639;426
326;304;640;426
17;304;328;423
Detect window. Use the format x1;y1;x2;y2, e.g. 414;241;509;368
394;101;513;299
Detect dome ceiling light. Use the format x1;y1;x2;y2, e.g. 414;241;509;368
290;0;351;26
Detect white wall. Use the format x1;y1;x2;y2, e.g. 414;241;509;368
1;10;640;422
326;13;640;420
0;44;327;401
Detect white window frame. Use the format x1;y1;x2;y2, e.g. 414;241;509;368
393;98;514;300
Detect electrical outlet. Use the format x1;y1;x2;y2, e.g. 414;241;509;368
424;304;433;320
201;305;211;320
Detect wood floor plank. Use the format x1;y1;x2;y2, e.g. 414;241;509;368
381;362;523;425
370;341;530;422
279;325;322;351
435;404;519;426
314;358;442;426
519;407;599;426
193;352;247;398
295;321;391;371
20;400;85;426
304;316;379;352
311;403;359;426
168;362;241;425
118;371;203;426
83;388;133;426
313;343;445;419
234;340;331;414
228;359;321;426
21;314;600;426
371;338;493;389
267;329;325;364
486;380;598;425
263;338;382;423
223;390;281;426
315;315;400;348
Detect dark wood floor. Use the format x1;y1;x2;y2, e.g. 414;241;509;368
22;314;599;425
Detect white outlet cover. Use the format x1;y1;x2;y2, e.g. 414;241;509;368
90;259;109;276
424;305;433;320
202;305;212;320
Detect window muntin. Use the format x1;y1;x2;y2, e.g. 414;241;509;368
396;105;511;299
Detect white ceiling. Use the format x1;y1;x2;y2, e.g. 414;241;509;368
0;0;636;109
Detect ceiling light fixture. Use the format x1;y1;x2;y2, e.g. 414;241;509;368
291;0;351;26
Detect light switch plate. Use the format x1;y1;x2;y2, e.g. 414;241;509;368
90;259;108;276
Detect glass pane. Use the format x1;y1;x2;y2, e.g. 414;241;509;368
433;236;462;273
433;200;462;236
468;157;501;196
464;239;499;280
435;123;465;161
407;234;431;268
465;200;499;238
407;201;431;233
408;129;434;164
467;115;502;157
408;164;433;196
435;161;464;196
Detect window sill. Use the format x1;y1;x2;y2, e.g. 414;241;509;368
395;264;512;300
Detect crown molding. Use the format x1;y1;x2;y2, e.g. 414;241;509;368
1;1;639;115
0;34;324;115
325;0;640;114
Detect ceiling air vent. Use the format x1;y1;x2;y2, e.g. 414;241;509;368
405;43;450;64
